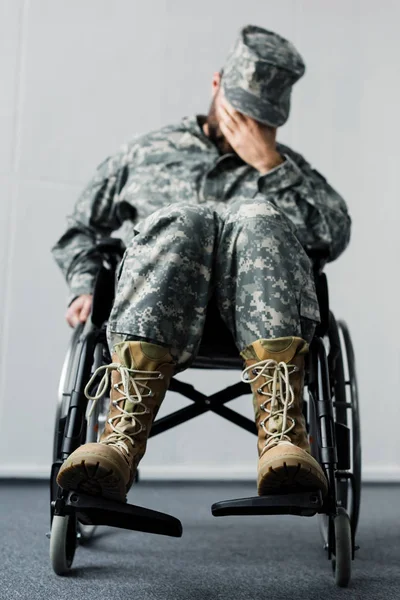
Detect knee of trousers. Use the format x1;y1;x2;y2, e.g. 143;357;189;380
135;203;218;243
223;198;299;248
221;198;315;289
226;198;292;230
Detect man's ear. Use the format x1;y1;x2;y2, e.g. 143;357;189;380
211;71;222;98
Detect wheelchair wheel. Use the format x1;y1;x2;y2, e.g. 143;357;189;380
338;320;361;535
331;507;352;587
53;323;85;465
51;324;85;525
329;320;349;512
75;341;106;542
50;323;109;571
50;515;78;576
318;318;361;544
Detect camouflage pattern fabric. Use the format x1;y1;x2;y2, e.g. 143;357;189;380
107;204;218;368
52;115;351;363
216;197;318;354
52;115;351;306
107;198;319;369
222;25;305;127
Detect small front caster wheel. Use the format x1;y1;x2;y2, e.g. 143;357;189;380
50;515;77;575
332;507;352;587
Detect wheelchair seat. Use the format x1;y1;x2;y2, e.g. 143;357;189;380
194;296;242;369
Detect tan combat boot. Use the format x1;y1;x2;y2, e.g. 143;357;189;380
56;341;175;502
241;337;328;497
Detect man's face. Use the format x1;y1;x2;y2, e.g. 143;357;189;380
206;76;234;154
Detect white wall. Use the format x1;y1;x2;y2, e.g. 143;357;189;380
1;0;399;481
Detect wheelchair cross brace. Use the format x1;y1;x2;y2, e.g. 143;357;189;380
150;379;256;437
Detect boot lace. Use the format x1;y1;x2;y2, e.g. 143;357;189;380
241;360;298;453
84;362;164;454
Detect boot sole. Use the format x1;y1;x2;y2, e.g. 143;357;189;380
56;453;127;503
258;455;328;497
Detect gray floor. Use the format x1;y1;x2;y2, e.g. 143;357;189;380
0;481;399;600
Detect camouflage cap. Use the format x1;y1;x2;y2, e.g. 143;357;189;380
221;25;305;127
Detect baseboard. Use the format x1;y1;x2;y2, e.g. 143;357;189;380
0;464;257;480
0;465;52;479
1;464;400;483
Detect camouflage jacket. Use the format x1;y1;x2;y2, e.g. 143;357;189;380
52;115;351;300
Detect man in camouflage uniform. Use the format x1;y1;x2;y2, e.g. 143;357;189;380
54;26;351;503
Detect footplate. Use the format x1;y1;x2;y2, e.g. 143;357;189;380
211;491;323;518
53;491;183;538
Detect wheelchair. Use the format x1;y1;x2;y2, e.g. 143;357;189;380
49;238;361;588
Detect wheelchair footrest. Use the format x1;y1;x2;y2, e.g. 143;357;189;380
211;491;323;518
64;491;183;538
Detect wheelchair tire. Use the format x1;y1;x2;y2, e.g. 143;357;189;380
50;515;77;575
329;319;349;512
76;340;107;543
338;321;361;535
50;322;109;556
53;323;85;463
321;318;361;539
311;316;359;548
332;508;352;587
51;324;85;525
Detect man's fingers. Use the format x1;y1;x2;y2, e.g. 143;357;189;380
219;106;235;131
220;101;238;125
66;309;79;328
79;298;92;323
220;96;246;123
65;294;93;328
219;111;235;136
220;103;241;131
219;119;235;140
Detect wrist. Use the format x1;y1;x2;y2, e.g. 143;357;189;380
255;151;285;175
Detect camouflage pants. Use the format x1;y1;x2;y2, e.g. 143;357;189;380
107;197;320;369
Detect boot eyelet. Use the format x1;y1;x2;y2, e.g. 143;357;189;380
252;369;258;376
257;388;263;394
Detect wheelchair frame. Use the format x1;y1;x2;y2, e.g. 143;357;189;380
49;240;361;587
